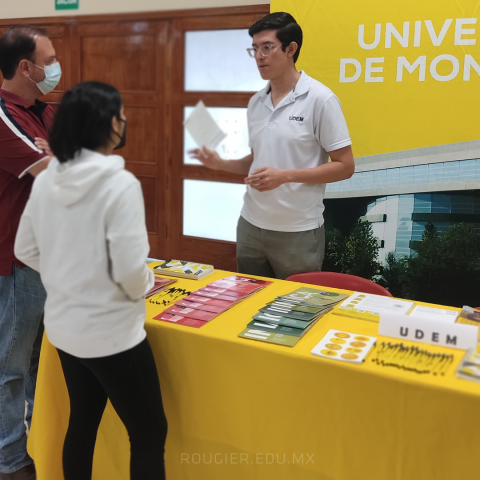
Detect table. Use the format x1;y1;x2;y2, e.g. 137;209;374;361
28;267;480;480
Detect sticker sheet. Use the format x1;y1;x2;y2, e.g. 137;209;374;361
311;329;376;364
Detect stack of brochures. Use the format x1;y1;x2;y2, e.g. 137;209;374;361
153;259;214;280
146;277;177;298
153;275;272;328
457;306;480;324
456;306;480;340
456;347;480;383
238;287;348;347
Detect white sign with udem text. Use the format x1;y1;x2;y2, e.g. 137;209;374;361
379;313;478;350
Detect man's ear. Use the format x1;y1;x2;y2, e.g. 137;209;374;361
18;59;31;78
287;42;298;59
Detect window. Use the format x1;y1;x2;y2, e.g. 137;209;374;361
183;180;246;241
185;30;266;92
183;106;250;165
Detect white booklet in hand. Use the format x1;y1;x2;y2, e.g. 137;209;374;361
184;101;227;150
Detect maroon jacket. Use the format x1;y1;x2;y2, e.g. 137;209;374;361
0;88;55;276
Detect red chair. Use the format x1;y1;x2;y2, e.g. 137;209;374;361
286;271;393;297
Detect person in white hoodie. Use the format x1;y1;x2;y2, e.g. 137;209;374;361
14;81;168;480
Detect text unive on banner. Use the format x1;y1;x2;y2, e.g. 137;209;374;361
272;0;480;158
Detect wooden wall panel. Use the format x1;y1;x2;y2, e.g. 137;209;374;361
80;35;157;91
0;5;270;27
72;20;168;260
135;175;158;234
120;105;158;165
49;36;65;93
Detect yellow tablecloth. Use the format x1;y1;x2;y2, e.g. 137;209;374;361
28;268;480;480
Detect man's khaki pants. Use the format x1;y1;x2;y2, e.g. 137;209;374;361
236;216;325;280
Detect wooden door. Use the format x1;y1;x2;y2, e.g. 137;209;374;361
71;20;169;259
169;9;268;271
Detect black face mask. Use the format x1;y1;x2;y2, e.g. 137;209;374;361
113;118;127;150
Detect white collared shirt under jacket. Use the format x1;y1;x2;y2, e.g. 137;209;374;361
241;71;352;232
15;149;154;358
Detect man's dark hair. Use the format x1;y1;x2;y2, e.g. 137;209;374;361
248;12;303;63
0;26;48;80
50;81;123;163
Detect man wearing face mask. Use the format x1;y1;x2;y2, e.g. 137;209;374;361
0;26;60;480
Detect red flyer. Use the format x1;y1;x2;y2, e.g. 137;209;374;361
176;298;227;314
198;286;246;297
208;280;263;294
193;289;241;302
222;275;273;287
185;295;234;309
146;277;177;298
153;312;207;328
163;305;218;322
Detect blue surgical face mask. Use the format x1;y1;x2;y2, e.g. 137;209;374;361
29;61;62;95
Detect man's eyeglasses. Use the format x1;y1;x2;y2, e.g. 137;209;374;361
246;44;280;58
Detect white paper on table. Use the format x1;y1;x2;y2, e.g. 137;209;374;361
339;292;414;315
184;100;227;150
409;305;459;323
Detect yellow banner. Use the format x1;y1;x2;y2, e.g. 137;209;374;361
272;0;480;157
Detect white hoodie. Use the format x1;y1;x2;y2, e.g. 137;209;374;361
15;149;154;358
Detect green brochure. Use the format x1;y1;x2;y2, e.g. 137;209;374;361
259;304;318;321
252;312;313;329
264;301;325;314
247;320;307;337
238;328;300;347
276;287;349;307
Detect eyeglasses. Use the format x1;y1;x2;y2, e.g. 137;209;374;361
246;44;280;58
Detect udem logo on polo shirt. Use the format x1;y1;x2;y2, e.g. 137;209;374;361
289;116;304;122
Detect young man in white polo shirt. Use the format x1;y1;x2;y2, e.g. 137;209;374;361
189;12;354;279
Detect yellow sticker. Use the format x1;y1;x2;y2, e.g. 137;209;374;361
321;349;338;357
346;347;362;353
354;336;371;342
334;332;351;338
342;353;359;360
350;341;367;348
330;338;346;344
325;343;342;350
